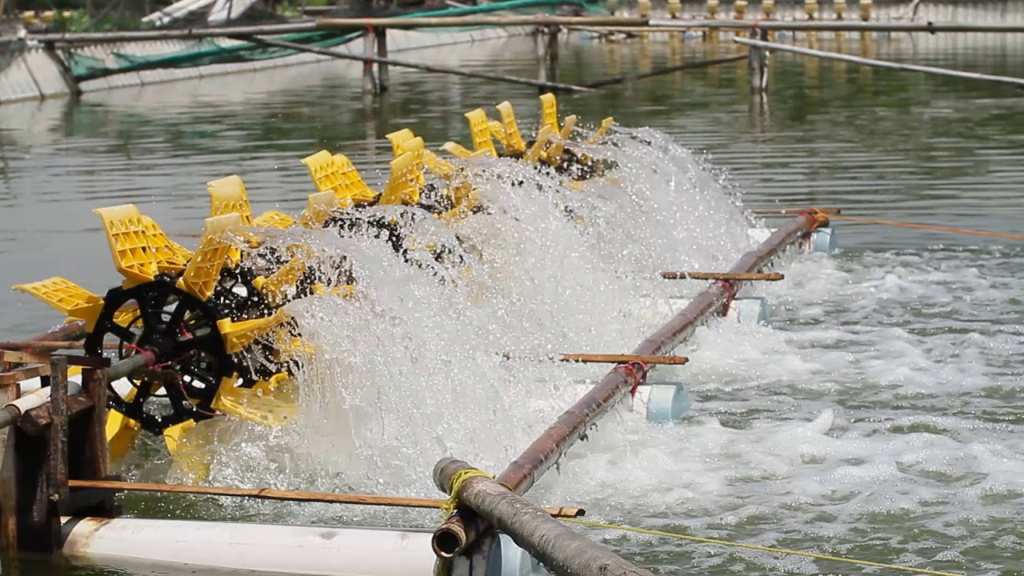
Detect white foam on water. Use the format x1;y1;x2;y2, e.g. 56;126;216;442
123;127;1023;575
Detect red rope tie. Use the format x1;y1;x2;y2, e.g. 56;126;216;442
125;343;156;368
616;360;651;397
715;279;737;316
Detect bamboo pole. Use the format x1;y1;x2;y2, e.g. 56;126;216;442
659;272;784;281
583;53;747;88
29;21;319;43
734;37;1024;88
67;479;584;518
314;16;646;29
433;212;827;558
245;36;596;93
432;457;654;576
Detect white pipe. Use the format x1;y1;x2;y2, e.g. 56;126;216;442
61;517;447;576
4;379;83;415
61;517;544;576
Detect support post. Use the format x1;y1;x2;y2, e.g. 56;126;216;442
433;458;655;576
48;356;69;522
748;27;769;92
374;27;389;92
362;31;377;94
0;380;19;551
546;25;559;84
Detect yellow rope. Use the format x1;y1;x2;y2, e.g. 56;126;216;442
440;468;493;521
560;518;967;576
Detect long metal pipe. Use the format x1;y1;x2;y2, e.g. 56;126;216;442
315;16;646;29
433;213;824;557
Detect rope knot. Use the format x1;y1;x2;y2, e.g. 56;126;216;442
616;360;650;397
715;279;738;316
440;468;492;521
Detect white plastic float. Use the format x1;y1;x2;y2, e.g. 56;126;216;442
61;517;548;576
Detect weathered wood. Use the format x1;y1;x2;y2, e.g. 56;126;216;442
660;272;784;281
0;381;19;551
80;369;110;486
66;479;584;518
48;357;69;517
433;458;654;576
583;53;746;88
0;350;52;366
735;37;1024;88
15;423;52;552
18;394;95;437
0;365;49;386
244;36;596;93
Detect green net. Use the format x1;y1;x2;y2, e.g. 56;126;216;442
63;0;601;81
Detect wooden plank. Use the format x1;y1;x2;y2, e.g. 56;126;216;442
0;365;49;386
17;394;94;437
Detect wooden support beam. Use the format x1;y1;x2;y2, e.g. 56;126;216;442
0;341;120;351
375;27;389;92
66;479;584;518
0;380;18;551
48;357;69;526
660;272;784;281
18;395;94;437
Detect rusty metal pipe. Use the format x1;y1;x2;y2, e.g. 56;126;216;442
432;213;823;558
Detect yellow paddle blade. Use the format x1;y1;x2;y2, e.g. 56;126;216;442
93;204;160;288
162;419;215;486
12;277;106;330
252;210;296;230
539;93;560;134
587;117;615;145
163;419;196;454
495;101;527;156
386;128;417;157
175;213;243;302
211;374;298;428
441;141;474;159
208;175;255;226
254;258;308;308
559;114;578;141
106;400;142;462
141;215;193;275
218;309;291;355
397;137;428;189
524;125;556;164
300;190;340;228
301;150;379;206
380;151;424;206
487;120;508;149
464;109;497;157
546;114;579;164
